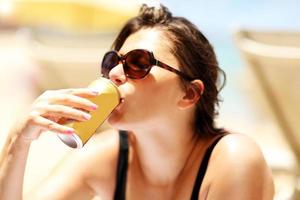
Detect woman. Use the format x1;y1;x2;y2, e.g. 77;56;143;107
0;4;274;200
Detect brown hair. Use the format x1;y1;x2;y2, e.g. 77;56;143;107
111;4;226;138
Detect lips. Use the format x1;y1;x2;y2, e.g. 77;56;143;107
115;97;125;110
118;89;125;104
116;88;125;109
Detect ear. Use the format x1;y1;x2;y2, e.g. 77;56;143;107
177;80;204;109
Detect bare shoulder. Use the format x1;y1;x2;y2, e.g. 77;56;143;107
213;134;266;164
203;134;274;200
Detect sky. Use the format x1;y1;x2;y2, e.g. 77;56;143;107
161;0;300;68
162;0;300;31
158;0;300;77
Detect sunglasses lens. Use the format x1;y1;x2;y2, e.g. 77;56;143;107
125;50;151;79
101;51;119;78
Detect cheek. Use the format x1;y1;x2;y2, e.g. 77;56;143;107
135;78;183;111
111;73;185;126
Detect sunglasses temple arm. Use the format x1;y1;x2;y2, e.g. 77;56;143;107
156;60;193;81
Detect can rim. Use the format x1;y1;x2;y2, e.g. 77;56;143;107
71;133;83;148
57;133;83;149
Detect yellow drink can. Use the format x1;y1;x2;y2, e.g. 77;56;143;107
57;77;120;148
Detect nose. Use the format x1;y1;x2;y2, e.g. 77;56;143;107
109;63;127;86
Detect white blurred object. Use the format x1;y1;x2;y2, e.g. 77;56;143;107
140;0;161;8
234;29;300;200
0;0;14;17
0;30;38;151
25;27;118;90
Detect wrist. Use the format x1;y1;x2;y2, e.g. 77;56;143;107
13;123;41;145
6;131;33;151
15;134;34;147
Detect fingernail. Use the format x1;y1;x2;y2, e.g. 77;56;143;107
84;114;91;120
91;105;98;110
64;130;75;134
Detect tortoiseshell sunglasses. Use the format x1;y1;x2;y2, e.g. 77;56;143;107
101;49;193;81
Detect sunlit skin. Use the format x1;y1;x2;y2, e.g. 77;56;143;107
0;28;274;200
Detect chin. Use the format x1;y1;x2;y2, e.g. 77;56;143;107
107;111;126;130
108;112;139;132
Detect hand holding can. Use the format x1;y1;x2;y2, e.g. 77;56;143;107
57;77;120;148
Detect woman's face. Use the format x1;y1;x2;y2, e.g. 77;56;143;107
107;28;186;131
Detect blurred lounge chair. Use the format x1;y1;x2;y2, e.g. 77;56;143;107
234;29;300;198
27;27;117;90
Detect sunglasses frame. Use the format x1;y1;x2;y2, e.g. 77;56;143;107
101;49;193;81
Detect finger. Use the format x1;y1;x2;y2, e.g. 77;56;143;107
49;94;98;112
57;88;100;98
30;115;75;134
47;116;61;123
38;104;91;122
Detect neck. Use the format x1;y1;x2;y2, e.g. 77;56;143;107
129;121;205;188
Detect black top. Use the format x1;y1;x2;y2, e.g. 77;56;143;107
113;130;224;200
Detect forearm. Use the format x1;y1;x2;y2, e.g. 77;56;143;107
0;88;97;200
0;130;32;200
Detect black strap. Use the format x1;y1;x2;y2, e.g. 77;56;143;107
190;135;225;200
113;130;129;200
113;131;224;200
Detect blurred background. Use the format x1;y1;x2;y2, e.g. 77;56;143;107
0;0;300;199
